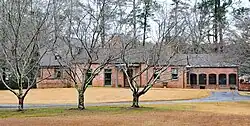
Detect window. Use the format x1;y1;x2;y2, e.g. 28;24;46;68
219;74;227;85
209;74;216;85
199;74;207;85
86;69;92;85
171;68;178;80
104;69;112;86
154;71;160;80
229;74;236;85
54;68;62;79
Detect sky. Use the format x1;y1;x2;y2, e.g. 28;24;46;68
158;0;250;7
147;0;250;42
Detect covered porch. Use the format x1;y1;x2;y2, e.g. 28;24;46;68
186;67;238;89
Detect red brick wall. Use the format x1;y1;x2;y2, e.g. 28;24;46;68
74;64;117;87
37;67;73;88
140;65;185;88
187;67;238;89
37;64;238;90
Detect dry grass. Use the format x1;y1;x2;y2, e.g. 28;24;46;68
148;101;250;115
1;111;250;126
0;87;209;104
1;102;250;126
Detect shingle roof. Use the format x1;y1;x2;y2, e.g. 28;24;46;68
184;54;237;67
39;52;61;66
39;43;237;68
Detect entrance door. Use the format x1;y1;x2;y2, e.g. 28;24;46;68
124;69;133;87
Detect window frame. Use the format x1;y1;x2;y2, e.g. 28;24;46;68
153;71;160;80
104;69;112;86
85;69;92;85
171;68;178;80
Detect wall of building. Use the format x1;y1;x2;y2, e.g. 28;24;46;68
74;64;118;87
37;64;238;90
186;67;238;89
37;67;73;88
140;65;185;88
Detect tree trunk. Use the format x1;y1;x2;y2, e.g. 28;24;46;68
219;23;223;53
214;0;218;53
131;94;140;108
132;0;136;48
78;91;85;110
18;97;24;111
142;10;147;47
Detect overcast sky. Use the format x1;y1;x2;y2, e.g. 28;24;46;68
147;0;250;42
158;0;250;7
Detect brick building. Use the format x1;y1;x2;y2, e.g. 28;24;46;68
37;53;238;89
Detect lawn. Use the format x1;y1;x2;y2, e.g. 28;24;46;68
0;87;210;104
1;102;250;126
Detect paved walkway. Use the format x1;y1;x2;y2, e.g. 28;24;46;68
1;91;250;109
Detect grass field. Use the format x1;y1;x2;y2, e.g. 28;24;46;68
1;102;250;126
0;87;210;104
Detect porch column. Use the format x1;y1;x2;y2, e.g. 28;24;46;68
188;73;191;86
197;73;199;85
206;74;209;86
226;74;229;86
216;74;219;88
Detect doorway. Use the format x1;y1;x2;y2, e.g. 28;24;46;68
104;69;112;86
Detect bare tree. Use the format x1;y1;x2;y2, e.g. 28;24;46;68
0;0;54;110
54;0;123;110
120;8;188;107
225;7;250;74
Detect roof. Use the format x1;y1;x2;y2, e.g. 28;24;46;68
40;50;237;68
184;54;238;67
39;39;237;68
39;52;63;67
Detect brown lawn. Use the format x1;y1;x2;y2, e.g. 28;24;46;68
0;87;209;104
1;111;250;126
1;102;250;126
